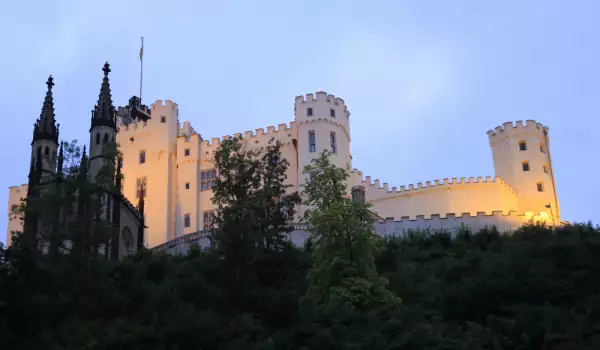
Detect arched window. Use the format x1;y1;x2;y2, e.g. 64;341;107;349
44;146;49;157
121;226;134;254
96;132;100;145
103;133;109;144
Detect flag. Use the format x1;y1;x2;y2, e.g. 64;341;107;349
139;37;144;61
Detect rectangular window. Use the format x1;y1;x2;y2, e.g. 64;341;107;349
118;158;123;169
184;148;190;156
330;131;337;154
543;165;549;174
537;182;544;192
522;161;530;171
184;213;191;228
185;182;190;190
309;131;316;153
307;108;313;117
200;169;217;191
139;150;146;164
136;177;147;199
540;143;546;153
203;211;215;229
160;116;166;123
519;140;527;151
330;109;335;117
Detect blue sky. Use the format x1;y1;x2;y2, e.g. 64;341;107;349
1;0;598;244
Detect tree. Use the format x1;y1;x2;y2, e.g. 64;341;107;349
300;151;400;309
210;136;301;311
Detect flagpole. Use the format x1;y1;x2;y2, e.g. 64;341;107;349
140;37;144;104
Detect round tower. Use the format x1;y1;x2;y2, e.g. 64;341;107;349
294;91;352;188
487;120;560;222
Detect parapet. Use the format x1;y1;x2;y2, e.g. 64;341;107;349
200;122;297;146
8;184;28;195
117;100;178;133
487;120;549;141
349;169;518;202
294;91;350;119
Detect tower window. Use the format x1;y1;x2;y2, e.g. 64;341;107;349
136;177;147;198
129;137;135;143
184;148;190;156
522;161;530;171
185;182;190;190
519;140;527;151
44;146;49;156
330;131;337;154
200;169;217;191
139;150;146;164
537;182;544;192
330;109;335;117
308;130;316;153
96;133;100;145
160;116;166;123
540;143;546;153
118;158;123;169
184;213;191;228
103;133;109;144
543;165;549;174
307;108;313;117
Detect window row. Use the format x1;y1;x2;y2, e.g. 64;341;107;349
521;161;550;174
308;130;337;154
518;140;546;153
183;210;215;229
306;108;336;118
95;132;115;145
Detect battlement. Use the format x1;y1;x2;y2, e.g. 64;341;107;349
350;169;517;197
487;120;549;140
8;184;28;195
294;91;350;119
200;122;297;146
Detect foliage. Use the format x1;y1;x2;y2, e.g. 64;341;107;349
301;151;399;310
2;142;600;349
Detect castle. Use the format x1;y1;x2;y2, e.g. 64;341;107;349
5;63;144;258
6;72;561;251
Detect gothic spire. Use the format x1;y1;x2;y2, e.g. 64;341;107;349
33;75;60;145
91;62;116;130
57;141;64;176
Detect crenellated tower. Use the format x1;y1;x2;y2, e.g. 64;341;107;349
487;120;560;223
88;62;117;182
31;76;60;182
294;91;352;186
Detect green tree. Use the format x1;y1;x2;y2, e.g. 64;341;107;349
300;151;399;309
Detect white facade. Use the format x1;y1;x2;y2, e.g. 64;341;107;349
7;91;561;248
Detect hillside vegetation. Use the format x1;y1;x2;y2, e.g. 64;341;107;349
1;139;599;349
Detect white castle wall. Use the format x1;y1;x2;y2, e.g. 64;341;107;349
117;100;180;248
5;184;28;246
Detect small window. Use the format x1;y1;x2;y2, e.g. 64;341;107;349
118;158;123;169
308;131;316;153
185;182;190;190
203;211;215;229
519;140;527;151
44;146;49;156
96;133;100;145
103;133;109;144
184;213;191;228
160;116;166;123
184;148;190;156
129;136;135;143
522;161;530;171
136;177;147;198
139;150;146;164
537;182;544;192
330;131;337;154
543;165;549;174
307;108;313;117
330;109;335;117
540;143;546;153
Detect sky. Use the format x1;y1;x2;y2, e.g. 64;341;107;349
1;0;598;244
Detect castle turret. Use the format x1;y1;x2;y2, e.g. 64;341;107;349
31;76;60;182
487;120;560;223
89;62;117;181
294;91;352;186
